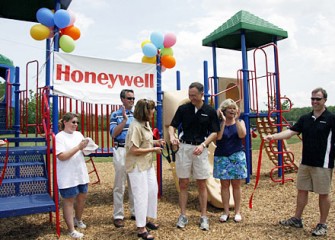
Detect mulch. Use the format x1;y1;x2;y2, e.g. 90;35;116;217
1;142;335;239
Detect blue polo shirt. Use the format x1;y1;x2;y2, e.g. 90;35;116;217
109;108;134;144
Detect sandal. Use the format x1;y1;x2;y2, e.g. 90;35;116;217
146;221;159;230
219;214;230;222
137;231;155;240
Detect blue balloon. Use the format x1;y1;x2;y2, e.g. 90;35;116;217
36;8;54;27
150;32;164;49
142;43;157;57
54;9;71;29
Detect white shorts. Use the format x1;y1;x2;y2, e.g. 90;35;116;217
175;143;210;180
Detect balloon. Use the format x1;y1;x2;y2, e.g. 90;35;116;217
30;24;50;41
160;47;173;56
150;32;164;49
36;8;54;27
161;55;176;69
59;35;75;53
68;10;76;26
48;27;54;39
142;43;157;57
141;39;151;48
142;56;156;64
164;32;177;48
54;9;71;29
62;25;81;40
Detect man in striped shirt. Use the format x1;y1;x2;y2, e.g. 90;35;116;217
110;89;136;228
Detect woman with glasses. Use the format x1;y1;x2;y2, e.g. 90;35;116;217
125;99;164;240
56;112;90;239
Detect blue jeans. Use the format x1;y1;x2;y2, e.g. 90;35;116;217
59;184;89;199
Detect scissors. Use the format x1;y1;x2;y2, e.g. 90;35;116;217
161;143;180;192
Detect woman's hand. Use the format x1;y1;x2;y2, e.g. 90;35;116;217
235;108;241;120
156;139;166;147
78;139;89;150
152;147;163;154
218;109;226;122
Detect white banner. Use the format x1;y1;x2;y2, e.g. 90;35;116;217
53;52;157;104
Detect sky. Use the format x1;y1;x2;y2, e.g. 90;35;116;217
0;0;334;108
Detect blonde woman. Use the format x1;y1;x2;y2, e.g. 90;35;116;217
125;99;165;240
214;99;247;223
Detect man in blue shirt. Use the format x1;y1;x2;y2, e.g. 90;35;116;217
110;89;135;228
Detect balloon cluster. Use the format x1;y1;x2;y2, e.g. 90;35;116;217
141;32;177;71
30;8;81;53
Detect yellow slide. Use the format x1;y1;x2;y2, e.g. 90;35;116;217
163;90;234;208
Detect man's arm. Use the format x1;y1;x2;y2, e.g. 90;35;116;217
264;129;298;141
168;126;179;145
110;108;128;138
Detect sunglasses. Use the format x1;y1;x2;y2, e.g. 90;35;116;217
72;121;80;124
311;97;323;101
125;97;135;101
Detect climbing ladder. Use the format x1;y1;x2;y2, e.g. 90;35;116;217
256;117;298;172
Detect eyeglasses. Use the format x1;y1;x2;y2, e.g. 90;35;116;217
72;121;80;124
125;97;135;101
311;97;323;101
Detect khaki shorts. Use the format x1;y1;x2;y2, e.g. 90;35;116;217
175;143;210;180
296;164;333;194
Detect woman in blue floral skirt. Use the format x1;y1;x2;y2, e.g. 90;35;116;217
214;99;247;223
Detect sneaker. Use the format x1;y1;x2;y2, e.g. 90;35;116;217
199;216;209;231
176;215;188;228
312;223;327;236
74;218;87;229
69;230;84;239
279;217;303;228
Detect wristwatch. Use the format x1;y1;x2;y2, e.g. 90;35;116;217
201;142;207;148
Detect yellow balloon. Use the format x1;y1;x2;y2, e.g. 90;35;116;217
30;24;50;41
141;39;151;48
142;56;156;64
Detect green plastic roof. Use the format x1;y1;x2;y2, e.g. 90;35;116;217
202;10;288;51
0;54;14;67
0;0;71;23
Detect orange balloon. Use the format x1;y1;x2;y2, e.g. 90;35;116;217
62;25;81;40
161;55;176;69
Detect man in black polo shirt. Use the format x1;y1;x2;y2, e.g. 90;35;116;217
169;82;220;231
264;87;335;237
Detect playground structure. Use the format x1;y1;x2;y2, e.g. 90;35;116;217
0;6;301;237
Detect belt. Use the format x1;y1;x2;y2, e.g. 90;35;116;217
180;140;203;145
114;142;125;148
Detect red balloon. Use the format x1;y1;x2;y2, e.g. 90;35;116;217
161;55;176;69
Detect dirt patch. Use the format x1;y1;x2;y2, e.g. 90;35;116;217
1;142;334;239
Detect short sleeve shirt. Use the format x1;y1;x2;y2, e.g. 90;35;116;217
110;108;134;143
290;109;335;168
56;131;90;189
125;119;154;173
170;102;220;142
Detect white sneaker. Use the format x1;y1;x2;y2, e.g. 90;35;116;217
199;216;209;231
74;218;87;229
69;230;84;239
